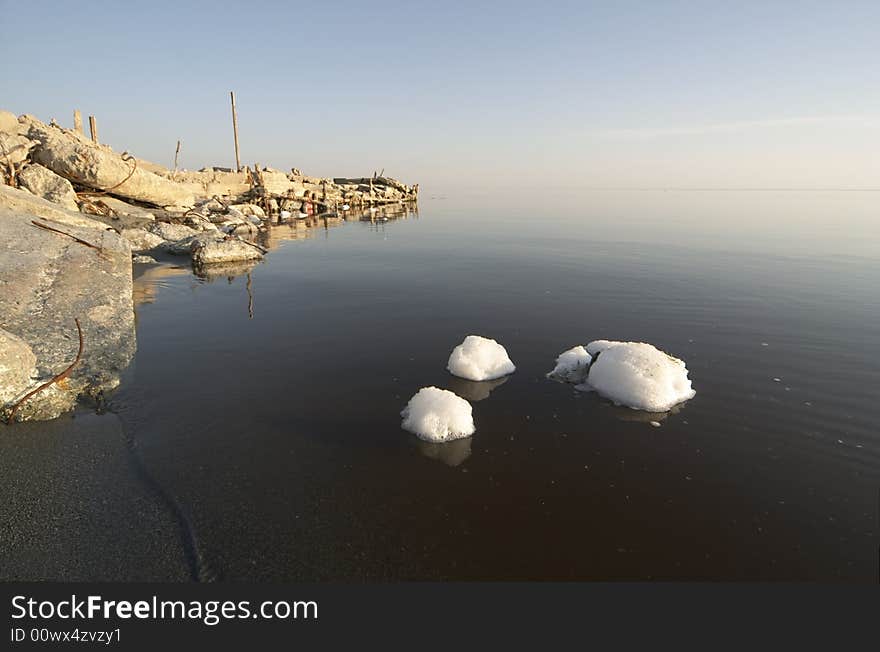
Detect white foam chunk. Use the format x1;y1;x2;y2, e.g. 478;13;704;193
447;335;516;381
577;340;695;412
401;386;475;443
546;345;592;383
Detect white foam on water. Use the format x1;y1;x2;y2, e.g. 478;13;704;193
401;386;475;443
546;345;592;383
447;335;516;381
575;340;696;412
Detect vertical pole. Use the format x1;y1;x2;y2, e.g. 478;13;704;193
174;140;181;172
88;115;98;143
230;91;241;173
73;110;83;135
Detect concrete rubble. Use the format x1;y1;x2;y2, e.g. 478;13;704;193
17;164;79;211
0;108;418;421
0;207;136;422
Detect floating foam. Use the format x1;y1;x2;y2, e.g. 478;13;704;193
447;335;516;381
546;345;591;383
401;386;475;443
575;340;695;412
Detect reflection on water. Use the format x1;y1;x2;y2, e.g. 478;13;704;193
133;203;419;309
446;376;509;402
602;398;684;424
132;263;191;306
417;437;472;467
193;260;261;282
260;204;418;249
9;190;880;582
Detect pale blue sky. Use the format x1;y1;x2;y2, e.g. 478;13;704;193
2;0;878;189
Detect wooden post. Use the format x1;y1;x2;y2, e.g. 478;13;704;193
88;115;98;143
73;110;83;135
230;91;241;173
173;140;181;171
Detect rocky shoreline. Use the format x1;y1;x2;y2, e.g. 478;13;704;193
0;109;418;422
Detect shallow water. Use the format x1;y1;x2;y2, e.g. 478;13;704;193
2;190;878;581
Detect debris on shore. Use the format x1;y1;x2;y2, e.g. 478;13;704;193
0;108;419;421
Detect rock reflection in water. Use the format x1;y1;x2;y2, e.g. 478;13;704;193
605;400;684;425
446;376;509;402
417;437;472;467
192;260;260;282
132;263;191;307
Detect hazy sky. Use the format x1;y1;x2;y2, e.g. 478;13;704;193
2;1;878;190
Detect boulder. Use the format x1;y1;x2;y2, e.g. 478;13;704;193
0;132;37;165
0;207;136;421
0;110;19;134
17;164;79;211
229;222;259;238
198;198;225;213
158;232;220;255
120;227;165;252
182;214;219;232
228;203;265;218
147;221;198;242
191;237;264;265
261;170;296;196
24;118;195;208
132;255;158;264
92;196;156;221
0;184;107;230
0;328;37;408
207;211;230;224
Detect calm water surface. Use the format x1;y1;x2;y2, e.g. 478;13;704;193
3;190;878;581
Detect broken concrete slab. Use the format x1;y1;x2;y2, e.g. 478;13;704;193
158;232;220;255
228;222;260;238
148;221;198;241
0;110;18;133
0;328;37;408
24;118;195;209
17;164;79;211
91;196;156;221
0;132;37;166
0;184;110;230
0;207;136;421
191;237;264;266
120;227;166;252
228;203;265;218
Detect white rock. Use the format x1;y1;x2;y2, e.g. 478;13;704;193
190;237;263;265
547;345;591;383
17;164;79;211
230;222;259;238
0;132;35;165
148;221;199;242
575;340;695;412
401;386;475;443
120;227;165;252
447;335;515;381
0;328;36;407
0;110;19;134
228;203;265;218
